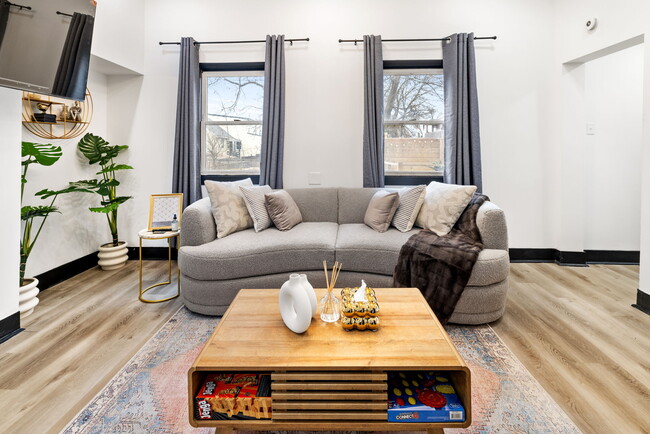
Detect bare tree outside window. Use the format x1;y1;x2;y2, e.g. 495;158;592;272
384;69;444;175
202;72;264;174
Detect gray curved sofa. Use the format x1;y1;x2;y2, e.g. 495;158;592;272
179;187;509;324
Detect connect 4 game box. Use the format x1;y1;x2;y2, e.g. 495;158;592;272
387;371;465;423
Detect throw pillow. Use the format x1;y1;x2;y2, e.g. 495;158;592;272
364;190;400;233
240;185;273;232
415;181;477;236
204;178;254;238
391;185;426;232
265;190;303;231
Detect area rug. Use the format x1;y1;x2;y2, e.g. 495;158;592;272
62;307;580;433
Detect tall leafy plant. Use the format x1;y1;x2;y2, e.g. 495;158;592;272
21;142;80;285
70;133;133;247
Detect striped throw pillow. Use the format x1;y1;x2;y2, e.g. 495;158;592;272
391;185;426;232
240;185;273;232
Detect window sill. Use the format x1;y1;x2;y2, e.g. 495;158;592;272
201;174;260;184
384;174;443;186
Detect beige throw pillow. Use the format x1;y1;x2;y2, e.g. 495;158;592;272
265;190;303;231
415;181;477;236
240;185;273;232
391;185;426;232
364;190;400;233
204;178;254;238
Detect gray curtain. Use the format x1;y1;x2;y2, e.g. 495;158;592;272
172;37;201;209
442;33;482;192
51;12;94;100
0;0;9;50
260;35;285;188
363;35;384;188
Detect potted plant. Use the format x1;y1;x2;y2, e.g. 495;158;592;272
20;142;80;318
70;133;133;270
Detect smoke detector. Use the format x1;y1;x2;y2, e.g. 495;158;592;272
585;17;598;31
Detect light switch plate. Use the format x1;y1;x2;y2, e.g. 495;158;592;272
308;172;322;185
586;123;596;135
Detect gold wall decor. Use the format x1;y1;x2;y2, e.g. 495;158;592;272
22;89;93;140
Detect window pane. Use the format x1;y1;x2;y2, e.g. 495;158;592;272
204;124;261;174
384;123;444;175
206;75;264;122
383;70;444;176
383;73;443;121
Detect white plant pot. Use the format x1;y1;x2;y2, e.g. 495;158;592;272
98;241;128;270
19;277;39;319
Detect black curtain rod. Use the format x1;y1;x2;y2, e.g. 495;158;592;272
339;36;497;45
159;38;310;46
6;1;32;11
56;11;73;17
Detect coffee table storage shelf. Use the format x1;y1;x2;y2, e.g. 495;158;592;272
188;288;472;431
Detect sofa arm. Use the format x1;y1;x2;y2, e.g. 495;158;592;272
477;201;508;251
181;197;216;247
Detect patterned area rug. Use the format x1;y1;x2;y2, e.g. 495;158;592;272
62;307;580;433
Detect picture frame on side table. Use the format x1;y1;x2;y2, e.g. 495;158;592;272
148;193;183;231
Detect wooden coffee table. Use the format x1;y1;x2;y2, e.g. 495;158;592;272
188;287;471;433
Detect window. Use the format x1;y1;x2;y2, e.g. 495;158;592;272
383;61;444;184
201;69;264;179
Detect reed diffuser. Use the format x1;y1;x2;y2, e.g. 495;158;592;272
320;260;342;323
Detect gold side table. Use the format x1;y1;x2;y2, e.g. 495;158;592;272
138;229;181;303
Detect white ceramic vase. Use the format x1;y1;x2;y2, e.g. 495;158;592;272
299;274;318;315
97;241;128;270
19;277;39;319
279;274;312;334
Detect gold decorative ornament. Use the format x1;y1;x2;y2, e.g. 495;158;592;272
22;89;93;139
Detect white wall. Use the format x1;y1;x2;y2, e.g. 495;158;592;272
22;68;115;277
92;0;145;74
123;0;557;250
552;0;650;295
0;88;21;322
583;44;644;250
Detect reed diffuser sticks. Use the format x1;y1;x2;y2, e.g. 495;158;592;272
320;260;342;322
323;260;342;292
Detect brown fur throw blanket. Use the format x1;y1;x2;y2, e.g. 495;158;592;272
393;194;489;324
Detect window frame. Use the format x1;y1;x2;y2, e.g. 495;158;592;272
200;62;265;184
383;59;444;186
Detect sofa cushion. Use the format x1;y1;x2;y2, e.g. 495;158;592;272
335;223;419;275
265;190;303;231
204;178;254;239
179;222;337;281
392;185;426;232
240;185;273;232
467;249;510;286
338;188;381;224
416;181;477;236
364;190;400;233
285;188;338;222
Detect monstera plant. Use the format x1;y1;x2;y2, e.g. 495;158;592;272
20;142;80;317
70;133;133;270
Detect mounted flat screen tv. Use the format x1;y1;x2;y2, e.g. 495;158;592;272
0;0;96;101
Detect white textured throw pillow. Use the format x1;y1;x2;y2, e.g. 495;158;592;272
240;185;273;232
391;185;426;232
415;181;477;235
204;178;254;238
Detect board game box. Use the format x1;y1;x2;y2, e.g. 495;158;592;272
387;371;465;423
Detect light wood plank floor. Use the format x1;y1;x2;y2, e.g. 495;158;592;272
0;262;648;433
492;263;650;434
0;261;182;434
